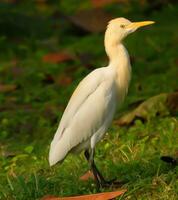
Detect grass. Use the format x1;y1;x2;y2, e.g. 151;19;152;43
0;2;178;200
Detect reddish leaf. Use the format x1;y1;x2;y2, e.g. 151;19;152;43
41;195;57;200
69;9;113;33
41;190;127;200
42;52;73;64
80;170;95;181
0;84;17;93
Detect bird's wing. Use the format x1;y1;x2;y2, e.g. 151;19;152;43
49;67;116;166
52;68;107;143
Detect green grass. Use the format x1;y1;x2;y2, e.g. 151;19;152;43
0;2;178;200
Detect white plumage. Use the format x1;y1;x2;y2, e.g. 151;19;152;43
49;18;154;185
49;67;118;165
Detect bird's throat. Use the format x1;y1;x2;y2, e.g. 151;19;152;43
106;43;131;102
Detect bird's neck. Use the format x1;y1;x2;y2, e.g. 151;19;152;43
105;40;131;102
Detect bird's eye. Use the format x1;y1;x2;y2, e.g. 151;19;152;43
120;24;125;28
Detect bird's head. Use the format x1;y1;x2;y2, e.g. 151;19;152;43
105;17;155;44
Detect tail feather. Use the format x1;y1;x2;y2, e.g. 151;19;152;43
49;136;70;166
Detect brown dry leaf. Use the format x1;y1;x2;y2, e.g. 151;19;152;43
115;93;170;126
41;195;57;200
42;52;73;64
41;190;126;200
0;84;17;93
116;92;178;126
69;9;113;33
166;92;178;115
80;170;95;181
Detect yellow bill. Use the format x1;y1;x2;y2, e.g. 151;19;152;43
127;21;155;29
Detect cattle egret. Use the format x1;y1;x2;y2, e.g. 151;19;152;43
49;18;154;187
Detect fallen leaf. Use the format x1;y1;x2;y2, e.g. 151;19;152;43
41;190;127;200
166;92;178;115
41;195;57;200
80;170;95;181
0;84;17;93
68;9;113;33
42;52;73;64
115;93;176;126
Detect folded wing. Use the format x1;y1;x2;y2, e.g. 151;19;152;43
49;68;116;166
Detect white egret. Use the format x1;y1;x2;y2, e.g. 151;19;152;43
49;17;154;187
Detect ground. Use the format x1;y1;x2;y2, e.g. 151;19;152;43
0;2;177;200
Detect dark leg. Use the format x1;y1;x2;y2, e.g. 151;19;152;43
84;149;122;188
84;149;101;188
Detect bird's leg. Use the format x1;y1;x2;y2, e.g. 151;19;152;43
84;149;122;188
84;149;101;188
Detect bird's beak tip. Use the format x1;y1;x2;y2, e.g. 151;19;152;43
147;21;155;25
